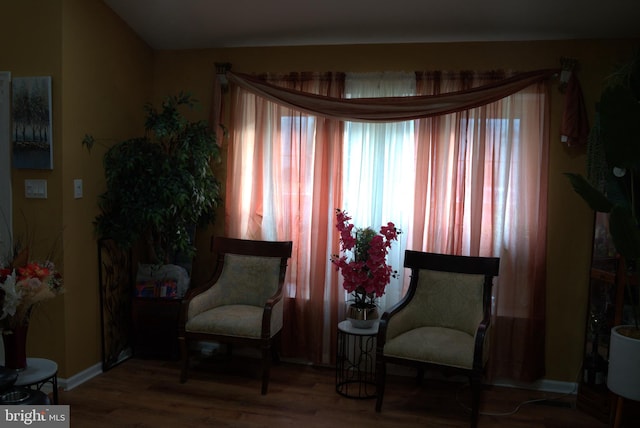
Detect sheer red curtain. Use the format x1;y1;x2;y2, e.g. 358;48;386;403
226;72;345;363
411;71;549;381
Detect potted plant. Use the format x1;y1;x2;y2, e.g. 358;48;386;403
330;209;400;328
83;92;223;267
565;49;640;402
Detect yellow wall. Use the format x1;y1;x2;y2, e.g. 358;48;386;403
2;0;638;384
1;0;65;370
152;40;639;382
58;0;153;377
1;0;152;377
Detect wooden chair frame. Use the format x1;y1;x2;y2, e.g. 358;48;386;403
178;237;292;394
375;250;500;428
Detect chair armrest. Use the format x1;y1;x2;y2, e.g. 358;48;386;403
178;276;223;330
472;315;491;371
377;285;418;349
182;279;214;302
261;286;285;338
179;252;227;329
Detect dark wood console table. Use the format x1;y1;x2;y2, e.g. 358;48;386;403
132;297;182;360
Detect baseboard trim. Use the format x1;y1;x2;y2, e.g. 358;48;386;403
383;365;578;395
59;362;102;391
491;378;578;395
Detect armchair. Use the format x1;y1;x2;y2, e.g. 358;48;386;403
375;250;500;428
178;237;292;394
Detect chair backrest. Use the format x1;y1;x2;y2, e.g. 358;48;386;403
400;251;500;335
211;237;293;307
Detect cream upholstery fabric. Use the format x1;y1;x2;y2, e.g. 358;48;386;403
185;254;282;337
186;304;263;338
384;269;486;369
384;326;475;369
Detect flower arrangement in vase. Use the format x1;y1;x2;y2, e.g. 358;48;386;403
0;248;63;369
330;209;400;328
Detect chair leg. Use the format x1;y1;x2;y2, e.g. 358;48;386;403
179;336;189;383
375;359;386;412
261;343;271;395
470;374;482;428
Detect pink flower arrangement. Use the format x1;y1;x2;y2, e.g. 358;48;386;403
331;209;400;308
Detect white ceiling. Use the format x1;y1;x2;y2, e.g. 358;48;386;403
103;0;640;50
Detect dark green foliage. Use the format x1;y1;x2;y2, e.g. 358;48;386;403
566;49;640;327
599;85;640;169
354;227;377;263
92;93;222;263
564;173;614;213
566;49;640;261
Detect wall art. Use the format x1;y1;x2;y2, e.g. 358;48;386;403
12;76;53;169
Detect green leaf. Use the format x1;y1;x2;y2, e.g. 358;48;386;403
564;173;613;213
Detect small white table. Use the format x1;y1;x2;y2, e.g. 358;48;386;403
14;357;59;404
336;320;379;399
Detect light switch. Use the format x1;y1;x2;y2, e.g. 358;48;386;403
25;179;47;199
74;179;83;199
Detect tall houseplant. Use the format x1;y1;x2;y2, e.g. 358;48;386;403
565;49;640;401
84;93;222;265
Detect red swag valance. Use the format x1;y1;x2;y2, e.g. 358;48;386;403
212;67;587;146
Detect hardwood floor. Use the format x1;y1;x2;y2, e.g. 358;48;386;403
58;355;621;428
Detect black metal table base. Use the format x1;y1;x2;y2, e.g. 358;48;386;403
336;320;377;399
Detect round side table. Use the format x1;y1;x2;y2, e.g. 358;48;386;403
14;357;59;404
335;320;378;399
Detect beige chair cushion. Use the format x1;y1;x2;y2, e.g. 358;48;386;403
384;326;475;369
186;304;264;338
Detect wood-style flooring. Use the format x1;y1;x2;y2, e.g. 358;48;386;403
58;354;624;428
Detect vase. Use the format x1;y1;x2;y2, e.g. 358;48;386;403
607;325;640;401
2;324;29;371
346;304;379;329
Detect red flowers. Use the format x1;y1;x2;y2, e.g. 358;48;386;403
1;259;63;328
17;263;51;282
331;209;400;307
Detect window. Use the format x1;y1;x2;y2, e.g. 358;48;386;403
227;70;549;380
341;72;416;307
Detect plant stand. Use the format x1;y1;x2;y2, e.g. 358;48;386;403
98;239;133;371
335;320;378;399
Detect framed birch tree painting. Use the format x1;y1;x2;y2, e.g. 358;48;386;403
12;76;53;169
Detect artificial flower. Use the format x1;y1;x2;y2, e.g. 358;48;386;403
331;209;400;308
0;251;63;329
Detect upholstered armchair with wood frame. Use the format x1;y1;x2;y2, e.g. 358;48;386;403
375;250;500;428
178;237;293;395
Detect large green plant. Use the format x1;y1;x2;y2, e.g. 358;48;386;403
565;49;640;329
84;93;222;264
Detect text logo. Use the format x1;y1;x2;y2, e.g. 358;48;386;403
1;406;69;427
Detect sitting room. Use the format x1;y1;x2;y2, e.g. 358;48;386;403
1;1;639;427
